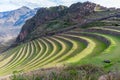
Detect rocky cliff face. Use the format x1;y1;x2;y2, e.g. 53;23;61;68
17;5;68;42
16;2;102;43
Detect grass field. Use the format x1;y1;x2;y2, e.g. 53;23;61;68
1;25;120;79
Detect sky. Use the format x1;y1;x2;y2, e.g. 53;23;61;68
0;0;120;12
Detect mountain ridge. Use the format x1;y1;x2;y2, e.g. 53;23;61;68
0;6;38;52
0;6;38;27
16;1;100;43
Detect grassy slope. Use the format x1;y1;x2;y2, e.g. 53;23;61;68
1;17;120;77
0;33;88;76
73;34;120;70
0;29;114;76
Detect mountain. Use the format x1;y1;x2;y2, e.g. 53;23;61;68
0;6;38;27
2;1;120;79
0;6;38;40
0;6;38;51
16;2;102;43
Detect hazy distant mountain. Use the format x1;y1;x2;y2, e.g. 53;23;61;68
0;6;38;27
0;6;38;47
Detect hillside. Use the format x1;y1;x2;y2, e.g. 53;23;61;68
16;2;120;44
1;22;120;79
0;6;38;40
0;6;38;52
0;6;37;27
16;2;98;43
1;1;120;80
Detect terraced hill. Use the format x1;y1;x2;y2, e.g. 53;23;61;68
1;25;120;78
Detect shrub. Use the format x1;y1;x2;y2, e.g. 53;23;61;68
11;64;105;80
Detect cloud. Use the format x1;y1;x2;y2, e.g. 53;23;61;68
49;0;81;6
0;4;20;12
88;0;120;8
0;0;120;12
10;0;57;8
0;0;20;12
0;0;58;12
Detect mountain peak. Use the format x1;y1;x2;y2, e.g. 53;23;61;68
21;6;30;9
83;1;94;4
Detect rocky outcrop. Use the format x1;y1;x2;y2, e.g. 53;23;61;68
69;2;96;15
16;2;98;43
